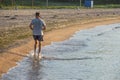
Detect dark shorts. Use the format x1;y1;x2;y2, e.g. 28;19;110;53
33;35;43;41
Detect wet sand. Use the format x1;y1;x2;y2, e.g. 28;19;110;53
0;9;120;77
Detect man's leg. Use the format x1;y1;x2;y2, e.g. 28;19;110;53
38;41;42;59
34;40;37;59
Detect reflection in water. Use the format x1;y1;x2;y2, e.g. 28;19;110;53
1;57;44;80
27;59;42;80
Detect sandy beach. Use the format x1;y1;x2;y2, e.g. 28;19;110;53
0;9;120;77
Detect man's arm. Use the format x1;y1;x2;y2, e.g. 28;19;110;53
29;23;33;30
42;20;46;30
42;25;46;30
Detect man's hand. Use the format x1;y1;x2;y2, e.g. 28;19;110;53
29;23;33;30
42;26;46;30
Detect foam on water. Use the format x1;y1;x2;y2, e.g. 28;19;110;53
1;23;120;80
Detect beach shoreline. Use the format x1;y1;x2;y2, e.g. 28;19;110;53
0;12;120;77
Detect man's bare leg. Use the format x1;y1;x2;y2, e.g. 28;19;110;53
38;41;42;59
34;40;37;59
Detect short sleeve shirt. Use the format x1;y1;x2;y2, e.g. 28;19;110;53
31;18;46;35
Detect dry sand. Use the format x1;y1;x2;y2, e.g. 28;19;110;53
0;9;120;77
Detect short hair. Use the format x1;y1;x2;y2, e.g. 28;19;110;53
35;12;40;16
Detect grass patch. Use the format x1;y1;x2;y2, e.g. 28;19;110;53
1;5;82;9
94;4;120;8
1;4;120;10
0;27;31;50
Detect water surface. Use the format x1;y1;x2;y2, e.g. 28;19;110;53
1;23;120;80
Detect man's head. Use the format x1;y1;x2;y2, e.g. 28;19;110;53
35;12;40;18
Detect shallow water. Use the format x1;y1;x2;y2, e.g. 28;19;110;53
1;23;120;80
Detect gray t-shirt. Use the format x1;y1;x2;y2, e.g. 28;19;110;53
31;18;46;35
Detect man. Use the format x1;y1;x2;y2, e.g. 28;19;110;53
29;12;46;59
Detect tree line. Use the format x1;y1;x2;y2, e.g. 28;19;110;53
0;0;120;6
48;0;120;4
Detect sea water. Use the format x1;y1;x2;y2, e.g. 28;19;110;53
1;23;120;80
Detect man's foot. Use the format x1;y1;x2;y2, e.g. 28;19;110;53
37;53;42;60
34;53;37;60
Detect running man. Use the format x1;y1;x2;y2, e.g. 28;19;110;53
29;12;46;59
